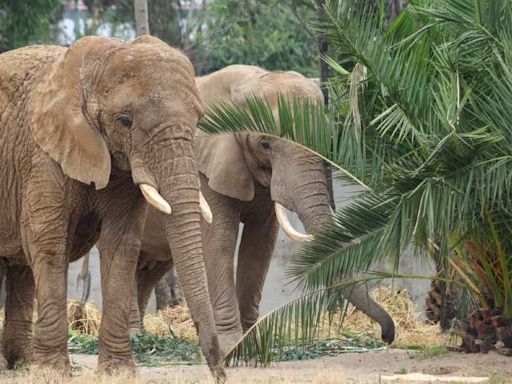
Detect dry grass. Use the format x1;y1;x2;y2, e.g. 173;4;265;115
142;286;452;349
2;369;350;384
67;300;101;336
0;286;450;350
144;305;198;342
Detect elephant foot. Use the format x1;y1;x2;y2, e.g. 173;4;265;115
0;354;7;372
32;351;71;376
129;327;144;337
211;364;227;384
4;344;32;370
218;330;243;357
98;354;137;376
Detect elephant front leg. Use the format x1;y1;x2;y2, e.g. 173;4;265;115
22;198;71;373
236;213;279;332
0;260;6;371
137;259;173;325
201;185;243;355
129;282;142;336
96;189;146;374
2;264;35;370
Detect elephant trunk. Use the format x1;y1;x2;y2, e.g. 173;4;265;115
152;139;225;381
287;159;396;345
290;161;333;236
343;285;395;343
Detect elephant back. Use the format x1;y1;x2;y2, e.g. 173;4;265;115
0;45;64;102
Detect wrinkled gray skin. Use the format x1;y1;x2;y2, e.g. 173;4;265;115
127;65;395;354
0;35;224;380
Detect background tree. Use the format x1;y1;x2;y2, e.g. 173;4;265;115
192;0;319;76
0;0;64;51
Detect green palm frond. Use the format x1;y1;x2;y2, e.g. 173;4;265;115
199;95;370;189
225;276;390;367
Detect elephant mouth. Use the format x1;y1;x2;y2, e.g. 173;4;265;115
274;202;314;243
130;156;213;223
138;183;212;224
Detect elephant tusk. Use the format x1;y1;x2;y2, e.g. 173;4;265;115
140;184;172;214
200;192;213;224
274;203;314;243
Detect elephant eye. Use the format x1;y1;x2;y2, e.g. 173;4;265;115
116;116;133;129
260;140;271;150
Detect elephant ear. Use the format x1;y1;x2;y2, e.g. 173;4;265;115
29;36;122;190
196;133;254;201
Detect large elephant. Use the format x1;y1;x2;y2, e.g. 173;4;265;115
129;65;395;354
0;35;224;379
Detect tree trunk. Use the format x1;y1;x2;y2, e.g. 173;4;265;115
134;0;150;36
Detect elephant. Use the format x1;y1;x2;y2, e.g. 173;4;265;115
122;65;395;354
0;35;224;379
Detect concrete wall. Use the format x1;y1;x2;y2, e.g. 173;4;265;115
66;182;436;317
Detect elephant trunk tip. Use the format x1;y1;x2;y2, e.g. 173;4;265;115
380;319;396;345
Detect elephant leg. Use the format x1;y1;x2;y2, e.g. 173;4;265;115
138;260;173;320
2;264;34;370
200;181;242;355
236;207;279;332
22;206;71;373
96;187;146;374
0;260;5;371
129;282;142;336
154;267;182;310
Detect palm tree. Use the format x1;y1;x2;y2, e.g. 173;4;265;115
199;0;512;364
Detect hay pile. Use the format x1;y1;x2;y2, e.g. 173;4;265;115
144;304;198;341
0;301;102;337
1;286;451;349
67;300;101;336
66;301;197;341
341;286;452;347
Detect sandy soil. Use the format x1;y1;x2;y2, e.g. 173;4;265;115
64;349;512;383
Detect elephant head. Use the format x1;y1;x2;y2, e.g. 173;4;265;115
28;36;223;377
197;65;395;344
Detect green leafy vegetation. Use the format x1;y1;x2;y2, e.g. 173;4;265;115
270;335;385;362
68;331;202;366
0;0;64;51
193;0;319;76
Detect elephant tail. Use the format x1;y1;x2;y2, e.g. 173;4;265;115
76;252;91;304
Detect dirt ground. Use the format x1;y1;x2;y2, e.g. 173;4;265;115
63;350;511;383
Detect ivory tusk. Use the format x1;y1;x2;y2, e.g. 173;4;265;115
140;184;172;214
200;192;213;224
274;202;314;243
